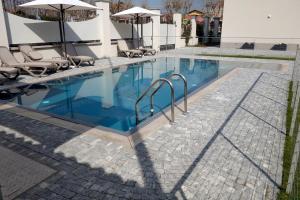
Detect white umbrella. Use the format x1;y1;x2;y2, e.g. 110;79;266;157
19;0;98;56
113;7;160;48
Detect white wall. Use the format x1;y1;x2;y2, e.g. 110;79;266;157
111;23;177;45
173;13;186;48
110;21;154;47
0;2;189;59
0;0;9;47
110;20;177;48
222;0;300;45
0;1;119;58
96;1;115;57
1;1;115;58
5;13;101;44
189;19;198;46
111;21;133;40
160;24;176;46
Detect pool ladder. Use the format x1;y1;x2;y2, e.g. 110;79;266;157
135;73;188;125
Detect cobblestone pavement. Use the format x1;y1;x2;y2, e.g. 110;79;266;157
0;57;292;199
164;47;296;59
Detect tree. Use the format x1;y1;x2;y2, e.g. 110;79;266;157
141;0;149;9
204;0;224;18
110;0;133;14
164;0;194;15
182;0;194;14
164;0;183;14
182;18;192;45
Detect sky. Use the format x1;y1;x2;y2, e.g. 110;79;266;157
133;0;204;11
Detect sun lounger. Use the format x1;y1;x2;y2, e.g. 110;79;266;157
19;45;69;70
65;43;95;67
138;47;156;55
0;46;57;77
131;41;156;56
117;40;143;58
0;66;19;80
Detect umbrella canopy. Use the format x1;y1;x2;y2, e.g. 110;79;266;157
113;6;160;18
19;0;98;10
113;7;160;48
19;0;98;57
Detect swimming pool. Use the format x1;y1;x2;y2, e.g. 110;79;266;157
1;57;235;134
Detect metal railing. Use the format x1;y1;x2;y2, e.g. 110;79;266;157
150;73;188;115
135;78;175;124
135;73;188;125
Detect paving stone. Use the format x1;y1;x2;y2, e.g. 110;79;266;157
0;53;293;199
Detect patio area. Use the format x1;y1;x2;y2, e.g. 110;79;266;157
0;50;293;200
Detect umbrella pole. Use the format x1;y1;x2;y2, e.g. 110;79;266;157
59;5;66;58
151;18;154;48
141;18;143;48
137;14;139;49
62;9;67;57
131;19;134;41
58;9;64;56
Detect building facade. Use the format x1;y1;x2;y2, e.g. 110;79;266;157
221;0;300;50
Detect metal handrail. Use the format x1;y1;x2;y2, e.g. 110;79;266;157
135;78;175;124
150;73;188;114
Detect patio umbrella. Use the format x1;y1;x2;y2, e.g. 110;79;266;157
113;7;160;48
19;0;98;57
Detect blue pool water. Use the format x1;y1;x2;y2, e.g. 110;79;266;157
1;57;234;133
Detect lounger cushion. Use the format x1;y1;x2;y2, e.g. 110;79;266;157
40;59;69;65
9;62;56;69
123;50;143;54
0;67;18;73
28;51;43;60
129;50;143;53
70;56;94;62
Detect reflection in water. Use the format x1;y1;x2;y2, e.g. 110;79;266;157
1;57;230;133
0;84;49;101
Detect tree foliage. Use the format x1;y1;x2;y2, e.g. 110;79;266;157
110;0;133;14
204;0;224;18
141;0;149;9
182;18;192;45
164;0;194;14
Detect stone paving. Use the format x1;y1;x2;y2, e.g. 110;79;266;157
164;47;296;59
0;51;294;200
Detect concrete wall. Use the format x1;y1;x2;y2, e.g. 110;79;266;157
0;0;9;47
189;19;198;46
5;13;103;44
222;0;300;48
109;11;198;50
160;24;176;46
0;2;195;59
96;1;115;57
110;10;178;49
4;12;103;57
0;1;116;58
